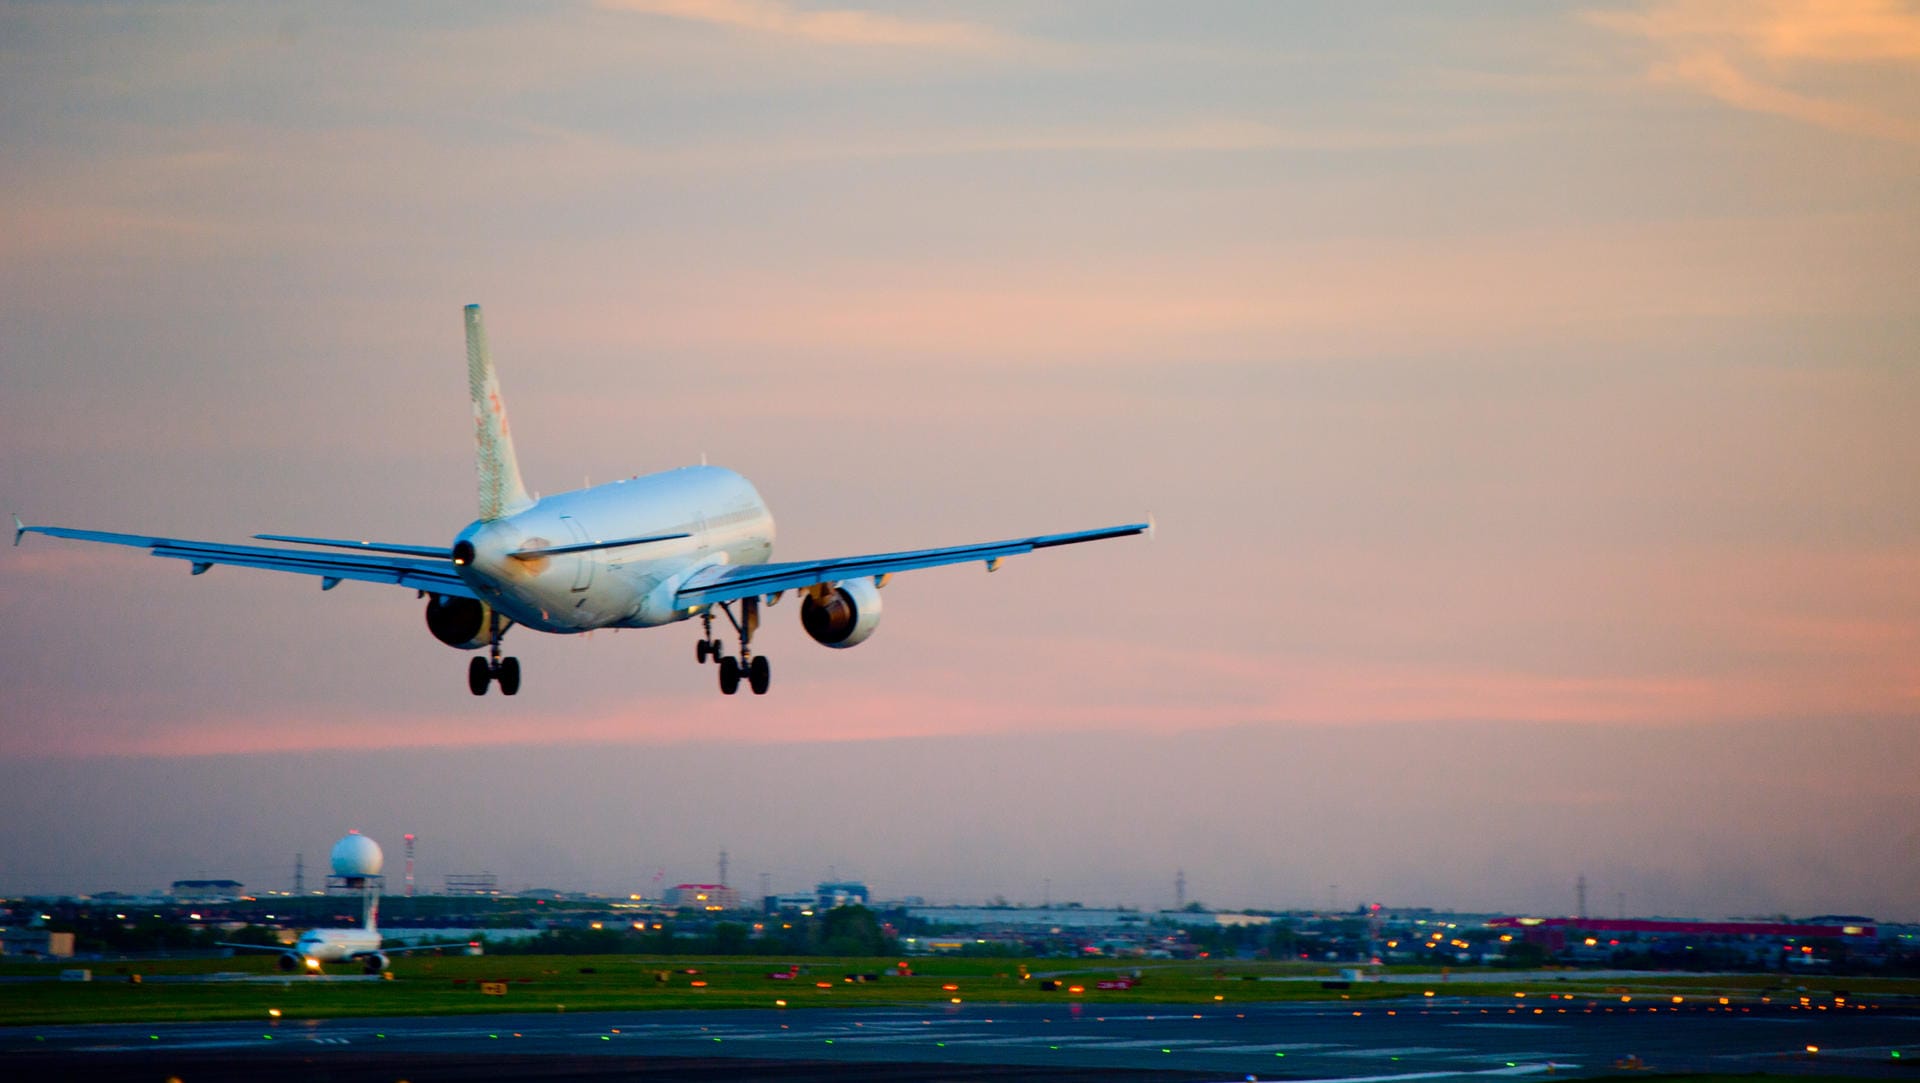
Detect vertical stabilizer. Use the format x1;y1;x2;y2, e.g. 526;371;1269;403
465;304;534;521
363;883;380;932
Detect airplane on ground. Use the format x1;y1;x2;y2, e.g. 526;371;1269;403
16;305;1147;695
219;898;477;975
219;832;475;974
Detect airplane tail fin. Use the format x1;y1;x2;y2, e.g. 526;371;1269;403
465;304;534;521
363;886;380;932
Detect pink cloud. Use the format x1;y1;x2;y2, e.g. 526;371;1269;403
599;0;1013;50
1588;0;1920;144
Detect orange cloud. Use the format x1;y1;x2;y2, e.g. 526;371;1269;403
598;0;1012;50
1588;0;1920;144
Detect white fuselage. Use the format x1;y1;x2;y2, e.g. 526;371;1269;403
453;465;774;633
291;926;382;965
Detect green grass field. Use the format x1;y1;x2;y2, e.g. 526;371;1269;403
1;955;1912;1027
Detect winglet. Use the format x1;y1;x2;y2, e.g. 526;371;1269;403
1146;511;1156;541
465;305;535;521
11;514;24;547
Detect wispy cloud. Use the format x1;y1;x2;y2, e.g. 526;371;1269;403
1588;0;1920;143
598;0;1014;50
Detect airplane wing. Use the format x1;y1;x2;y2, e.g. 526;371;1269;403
674;521;1149;609
215;941;291;953
369;940;480;956
14;522;475;598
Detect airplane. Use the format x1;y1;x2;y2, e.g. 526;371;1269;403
221;831;475;974
15;305;1147;696
219;894;477;975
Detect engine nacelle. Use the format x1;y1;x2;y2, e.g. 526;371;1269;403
361;952;389;974
275;952;300;973
424;595;510;650
799;578;883;649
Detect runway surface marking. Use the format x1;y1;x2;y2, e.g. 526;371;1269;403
1245;1065;1567;1083
1065;1037;1219;1049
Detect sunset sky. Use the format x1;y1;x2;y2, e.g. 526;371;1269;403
2;1;1916;917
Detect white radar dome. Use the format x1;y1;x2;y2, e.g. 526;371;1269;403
330;832;384;878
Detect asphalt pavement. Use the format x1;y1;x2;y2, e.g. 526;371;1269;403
3;995;1916;1082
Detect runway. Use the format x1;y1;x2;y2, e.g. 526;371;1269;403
4;996;1916;1081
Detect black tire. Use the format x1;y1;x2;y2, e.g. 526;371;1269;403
748;655;770;695
696;639;710;663
497;656;521;696
718;656;741;695
710;638;724;658
467;656;491;696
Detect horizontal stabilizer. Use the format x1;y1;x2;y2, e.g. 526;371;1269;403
510;532;691;559
254;534;451;559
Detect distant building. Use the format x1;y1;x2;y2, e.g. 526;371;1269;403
0;928;75;958
443;873;500;896
666;884;738;910
170;879;244;901
765;893;818;913
816;881;870;909
905;906;1148;930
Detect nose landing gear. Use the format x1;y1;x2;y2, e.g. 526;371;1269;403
700;600;770;695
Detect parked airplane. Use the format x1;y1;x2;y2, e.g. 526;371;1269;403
219;832;475;974
16;305;1147;695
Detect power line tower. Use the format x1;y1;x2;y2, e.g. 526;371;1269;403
1576;873;1588;920
1175;869;1186;910
405;834;417;898
718;848;729;887
293;852;305;896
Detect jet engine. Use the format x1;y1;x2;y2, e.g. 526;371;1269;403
361;953;389;974
424;594;509;650
799;578;882;648
275;952;300;972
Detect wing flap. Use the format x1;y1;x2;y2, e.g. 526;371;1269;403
675;522;1148;608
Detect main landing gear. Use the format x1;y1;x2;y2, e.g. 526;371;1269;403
698;602;770;695
468;615;520;696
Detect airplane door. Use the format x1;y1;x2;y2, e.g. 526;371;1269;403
560;516;596;592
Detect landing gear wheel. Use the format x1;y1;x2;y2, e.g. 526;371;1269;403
718;656;741;695
748;654;771;695
709;638;724;659
696;639;711;663
496;656;521;696
468;656;492;696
